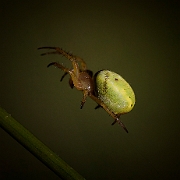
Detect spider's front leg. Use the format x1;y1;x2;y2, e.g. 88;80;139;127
38;46;87;72
38;47;90;108
38;47;74;61
47;62;70;73
47;62;87;109
47;62;77;88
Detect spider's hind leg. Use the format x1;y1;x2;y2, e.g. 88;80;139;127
89;94;128;133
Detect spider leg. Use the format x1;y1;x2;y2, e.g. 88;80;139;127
60;72;68;81
38;47;81;78
75;56;87;71
47;62;69;73
68;78;74;88
60;72;74;88
48;62;76;88
38;47;74;60
95;105;101;109
38;46;89;77
89;94;128;133
80;90;89;109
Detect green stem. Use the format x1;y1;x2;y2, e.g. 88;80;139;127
0;107;85;180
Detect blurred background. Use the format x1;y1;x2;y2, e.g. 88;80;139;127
0;1;179;179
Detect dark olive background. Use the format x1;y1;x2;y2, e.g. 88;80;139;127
0;1;179;180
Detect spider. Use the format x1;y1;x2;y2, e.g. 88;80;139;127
38;47;135;133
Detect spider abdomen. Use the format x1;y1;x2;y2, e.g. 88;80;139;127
95;70;135;115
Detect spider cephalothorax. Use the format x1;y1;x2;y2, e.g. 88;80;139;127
38;47;135;133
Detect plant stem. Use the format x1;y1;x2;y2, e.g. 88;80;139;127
0;107;85;180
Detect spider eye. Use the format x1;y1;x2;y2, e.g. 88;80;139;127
94;70;135;115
